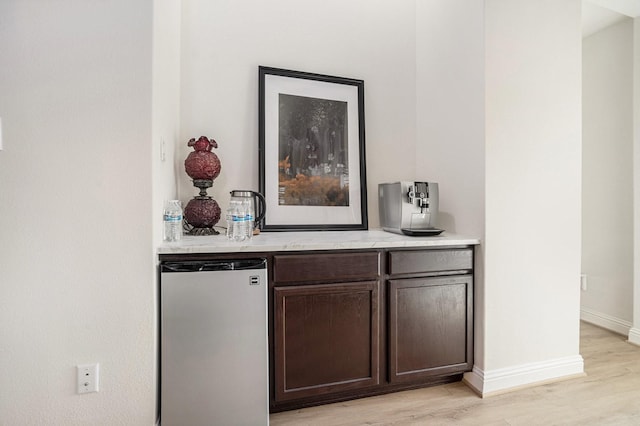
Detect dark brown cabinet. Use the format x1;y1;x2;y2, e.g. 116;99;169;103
388;275;473;383
270;246;474;412
387;248;473;384
272;252;381;405
273;281;380;401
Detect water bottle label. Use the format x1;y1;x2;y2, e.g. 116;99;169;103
164;214;182;221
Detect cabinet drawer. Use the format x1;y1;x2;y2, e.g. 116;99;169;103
273;252;380;283
388;248;472;275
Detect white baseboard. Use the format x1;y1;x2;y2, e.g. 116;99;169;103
462;355;584;397
628;327;640;346
580;307;632;336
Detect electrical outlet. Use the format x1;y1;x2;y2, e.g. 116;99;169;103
160;137;166;162
77;363;99;394
580;274;587;291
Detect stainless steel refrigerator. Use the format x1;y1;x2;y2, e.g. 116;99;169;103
160;258;268;425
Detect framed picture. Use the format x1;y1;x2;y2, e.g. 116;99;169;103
259;66;368;231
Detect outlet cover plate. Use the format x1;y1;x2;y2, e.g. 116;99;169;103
77;363;99;394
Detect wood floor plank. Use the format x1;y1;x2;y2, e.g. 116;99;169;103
270;322;640;425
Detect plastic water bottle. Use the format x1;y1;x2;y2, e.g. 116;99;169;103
225;203;235;240
243;199;254;240
232;202;247;242
163;200;183;242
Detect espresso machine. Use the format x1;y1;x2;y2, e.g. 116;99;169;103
378;181;443;236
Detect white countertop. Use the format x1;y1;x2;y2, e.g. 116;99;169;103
158;229;480;255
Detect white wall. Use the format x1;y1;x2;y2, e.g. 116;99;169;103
466;0;584;395
581;19;634;333
153;0;183;244
632;17;640;345
0;1;156;425
415;1;486;238
178;0;418;228
415;0;486;374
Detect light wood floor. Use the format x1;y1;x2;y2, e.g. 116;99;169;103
270;322;640;425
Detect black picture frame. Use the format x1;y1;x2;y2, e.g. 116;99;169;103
258;66;368;231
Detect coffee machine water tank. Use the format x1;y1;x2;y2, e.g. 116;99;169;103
378;181;443;236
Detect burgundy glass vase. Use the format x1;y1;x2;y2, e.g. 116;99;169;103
183;136;222;235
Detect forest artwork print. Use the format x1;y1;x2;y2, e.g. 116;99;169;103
277;93;349;207
259;66;367;231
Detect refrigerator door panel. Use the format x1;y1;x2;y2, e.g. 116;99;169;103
161;265;268;426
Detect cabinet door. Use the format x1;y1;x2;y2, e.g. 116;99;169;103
388;275;473;383
274;281;380;402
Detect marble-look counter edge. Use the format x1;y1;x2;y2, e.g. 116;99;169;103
157;229;480;255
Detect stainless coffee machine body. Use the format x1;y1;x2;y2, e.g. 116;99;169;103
378;181;443;236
